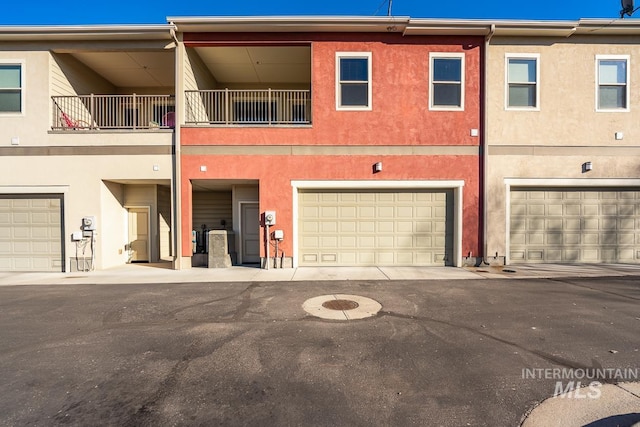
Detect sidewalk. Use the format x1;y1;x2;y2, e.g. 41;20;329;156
2;262;640;286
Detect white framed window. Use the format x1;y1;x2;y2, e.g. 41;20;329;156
596;55;630;112
429;52;464;110
505;53;539;110
335;52;372;111
0;60;24;115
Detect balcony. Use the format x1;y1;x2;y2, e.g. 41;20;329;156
184;89;311;126
52;94;175;131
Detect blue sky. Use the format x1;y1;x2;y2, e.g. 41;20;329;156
1;0;633;25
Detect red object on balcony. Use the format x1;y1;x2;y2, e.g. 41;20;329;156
162;111;175;128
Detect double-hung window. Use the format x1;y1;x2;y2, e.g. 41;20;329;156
336;52;372;111
429;53;464;110
0;62;23;114
596;55;629;111
506;54;539;109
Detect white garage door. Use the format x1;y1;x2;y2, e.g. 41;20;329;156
298;189;453;266
510;188;640;264
0;195;64;272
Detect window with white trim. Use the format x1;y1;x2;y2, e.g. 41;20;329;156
596;55;629;111
336;52;372;110
0;62;23;114
506;54;539;109
429;53;464;110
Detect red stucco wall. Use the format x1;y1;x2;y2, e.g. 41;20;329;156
181;154;480;258
180;32;483;260
183;33;481;147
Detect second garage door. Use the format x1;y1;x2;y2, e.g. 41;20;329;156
0;195;64;272
510;187;640;264
298;189;454;266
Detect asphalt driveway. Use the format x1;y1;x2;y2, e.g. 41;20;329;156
0;276;638;426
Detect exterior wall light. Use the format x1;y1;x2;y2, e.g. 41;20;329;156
373;162;383;173
583;162;593;173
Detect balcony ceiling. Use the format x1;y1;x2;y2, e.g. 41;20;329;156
70;51;175;88
194;46;311;85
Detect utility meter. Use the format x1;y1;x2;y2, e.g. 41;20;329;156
264;211;276;226
82;216;97;230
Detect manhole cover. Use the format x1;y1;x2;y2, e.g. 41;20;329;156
302;294;382;320
322;299;359;311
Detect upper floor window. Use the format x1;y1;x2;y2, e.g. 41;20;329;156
429;53;464;110
506;54;539;110
0;62;23;114
336;52;372;111
596;55;629;112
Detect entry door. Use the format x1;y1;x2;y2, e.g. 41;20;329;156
241;203;260;264
128;208;149;262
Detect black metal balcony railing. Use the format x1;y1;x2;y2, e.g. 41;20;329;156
52;94;175;130
185;89;311;125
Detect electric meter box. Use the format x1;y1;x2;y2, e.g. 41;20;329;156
264;211;276;226
82;216;97;230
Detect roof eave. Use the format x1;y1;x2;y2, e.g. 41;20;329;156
168;16;412;33
0;24;176;41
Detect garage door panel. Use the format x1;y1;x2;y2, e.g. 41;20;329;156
378;221;394;232
510;187;640;264
339;206;356;218
320;222;337;233
340;236;357;247
321;253;337;262
340;222;356;232
359;221;375;233
564;233;581;245
619;248;635;260
619;218;635;229
619;204;635;215
583;205;599;216
548;204;563;215
299;189;453;266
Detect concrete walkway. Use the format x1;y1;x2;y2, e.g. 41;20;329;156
3;262;640;286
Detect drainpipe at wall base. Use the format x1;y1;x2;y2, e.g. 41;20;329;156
481;24;496;266
172;27;184;270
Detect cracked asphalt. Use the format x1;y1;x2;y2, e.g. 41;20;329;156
0;276;638;426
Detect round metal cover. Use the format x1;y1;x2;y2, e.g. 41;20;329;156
322;299;359;311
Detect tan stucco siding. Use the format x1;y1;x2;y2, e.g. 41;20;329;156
485;153;640;259
488;36;640;146
486;36;640;261
0;154;172;270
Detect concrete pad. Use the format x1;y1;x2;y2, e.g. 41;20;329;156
521;383;640;427
292;267;388;281
618;381;640;396
381;266;485;280
302;294;382;320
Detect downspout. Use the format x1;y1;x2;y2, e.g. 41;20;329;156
170;24;184;270
482;24;495;265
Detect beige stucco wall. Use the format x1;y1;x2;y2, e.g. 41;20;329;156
0;155;172;271
486;35;640;260
488;36;640;146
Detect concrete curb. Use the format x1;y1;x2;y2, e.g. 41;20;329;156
521;382;640;427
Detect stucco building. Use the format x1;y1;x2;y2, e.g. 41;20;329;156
486;19;640;264
171;17;485;269
0;25;176;272
4;17;640;272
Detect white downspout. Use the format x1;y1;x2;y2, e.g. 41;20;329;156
483;24;495;265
